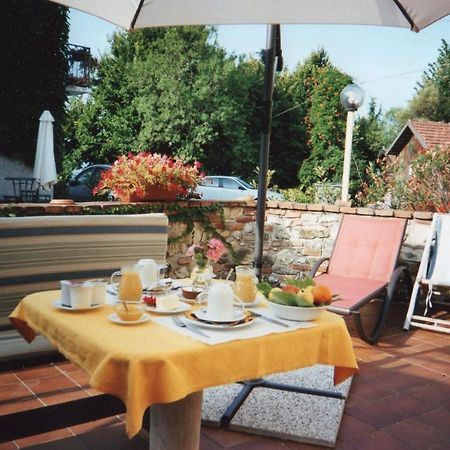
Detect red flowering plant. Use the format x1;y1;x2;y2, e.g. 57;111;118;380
92;152;204;200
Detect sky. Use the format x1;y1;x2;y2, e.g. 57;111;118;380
69;10;450;116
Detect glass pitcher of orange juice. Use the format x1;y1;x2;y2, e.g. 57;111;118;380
233;265;258;303
111;265;143;302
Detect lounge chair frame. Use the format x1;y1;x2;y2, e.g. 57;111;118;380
309;215;408;345
403;213;450;334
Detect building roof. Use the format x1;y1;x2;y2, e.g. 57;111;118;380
385;120;450;156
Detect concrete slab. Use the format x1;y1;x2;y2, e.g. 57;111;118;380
202;364;352;448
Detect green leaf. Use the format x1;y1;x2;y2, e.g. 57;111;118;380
256;282;272;298
285;277;315;289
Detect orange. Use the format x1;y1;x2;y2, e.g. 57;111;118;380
311;284;333;305
282;285;299;294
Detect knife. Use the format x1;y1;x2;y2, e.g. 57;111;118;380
249;310;291;328
172;316;210;338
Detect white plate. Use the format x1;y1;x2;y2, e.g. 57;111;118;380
145;303;191;315
194;308;245;323
185;311;256;329
53;300;103;311
108;313;151;325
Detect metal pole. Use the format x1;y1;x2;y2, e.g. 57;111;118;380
254;24;279;280
341;110;355;203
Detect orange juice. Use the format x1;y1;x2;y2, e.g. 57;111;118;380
234;266;257;302
118;270;142;301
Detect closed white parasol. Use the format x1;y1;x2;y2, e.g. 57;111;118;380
33;110;57;191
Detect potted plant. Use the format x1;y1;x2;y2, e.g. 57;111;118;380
92;152;204;202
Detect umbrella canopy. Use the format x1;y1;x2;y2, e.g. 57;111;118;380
50;0;449;276
34;110;57;191
52;0;449;32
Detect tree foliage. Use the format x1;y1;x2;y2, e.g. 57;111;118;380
295;53;351;188
0;0;68;167
64;34;389;195
391;39;450;124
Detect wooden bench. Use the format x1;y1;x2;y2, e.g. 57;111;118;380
0;213;169;365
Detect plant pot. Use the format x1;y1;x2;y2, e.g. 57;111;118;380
117;185;178;202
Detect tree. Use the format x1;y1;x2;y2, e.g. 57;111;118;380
0;0;68;167
296;59;351;188
393;39;450;123
63;27;263;179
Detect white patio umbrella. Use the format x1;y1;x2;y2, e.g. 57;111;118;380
50;0;450;276
33;110;57;191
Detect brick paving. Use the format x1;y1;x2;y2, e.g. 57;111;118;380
1;300;449;449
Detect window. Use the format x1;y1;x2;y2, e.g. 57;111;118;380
222;178;240;189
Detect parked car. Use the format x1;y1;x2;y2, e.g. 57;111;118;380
67;164;111;201
195;176;285;201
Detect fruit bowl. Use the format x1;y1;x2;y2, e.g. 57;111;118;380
268;302;326;321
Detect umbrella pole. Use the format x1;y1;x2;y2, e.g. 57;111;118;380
254;24;281;280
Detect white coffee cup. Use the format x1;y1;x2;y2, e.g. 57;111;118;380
60;280;72;307
69;283;93;309
86;279;107;305
138;259;158;288
207;282;236;322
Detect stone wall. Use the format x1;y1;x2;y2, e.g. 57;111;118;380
0;200;434;280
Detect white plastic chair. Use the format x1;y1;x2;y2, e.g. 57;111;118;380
404;213;450;334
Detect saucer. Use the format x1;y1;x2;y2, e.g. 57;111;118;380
185;311;255;329
193;308;245;324
53;300;103;311
108;313;151;325
145;303;191;315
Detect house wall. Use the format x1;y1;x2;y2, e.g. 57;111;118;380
0;155;34;199
395;137;425;178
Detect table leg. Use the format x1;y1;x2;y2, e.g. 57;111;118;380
150;391;203;450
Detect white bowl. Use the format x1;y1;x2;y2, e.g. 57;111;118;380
268;302;326;321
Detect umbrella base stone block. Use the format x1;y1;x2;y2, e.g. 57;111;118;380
202;364;352;448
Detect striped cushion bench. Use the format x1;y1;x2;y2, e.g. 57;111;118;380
0;213;168;363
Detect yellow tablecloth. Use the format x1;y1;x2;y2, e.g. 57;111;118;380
10;291;358;438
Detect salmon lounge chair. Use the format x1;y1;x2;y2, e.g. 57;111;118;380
404;213;450;334
310;215;408;344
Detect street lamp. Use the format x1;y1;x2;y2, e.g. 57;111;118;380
340;84;364;203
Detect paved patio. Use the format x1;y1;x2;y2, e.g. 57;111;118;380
1;299;449;450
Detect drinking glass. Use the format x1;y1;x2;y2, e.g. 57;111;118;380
233;265;258;302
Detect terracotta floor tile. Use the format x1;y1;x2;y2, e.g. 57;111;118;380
0;442;17;450
0;397;42;414
285;441;340;449
404;354;450;376
0;373;18;386
201;426;259;448
75;421;147;450
350;376;396;401
337;413;376;444
40;389;90;406
14;428;73;448
15;436;88;450
383;418;448;449
200;432;224;450
405;380;450;409
64;370;91;388
346;392;433;428
23;374;79;397
350;430;407;450
14;366;60;381
229;438;288;449
418;408;450;435
0;382;33;403
53;361;82;374
69;416;122;434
